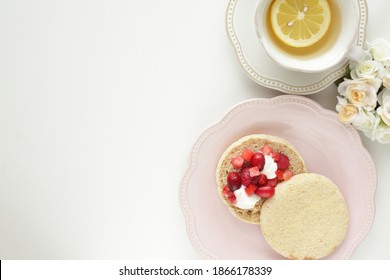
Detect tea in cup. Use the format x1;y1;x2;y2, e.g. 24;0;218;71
254;0;364;73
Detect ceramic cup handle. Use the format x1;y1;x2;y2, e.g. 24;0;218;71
346;45;368;63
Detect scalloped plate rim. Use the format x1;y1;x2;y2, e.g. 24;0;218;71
179;95;377;259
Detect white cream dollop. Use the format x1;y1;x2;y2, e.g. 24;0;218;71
234;186;261;209
262;155;277;179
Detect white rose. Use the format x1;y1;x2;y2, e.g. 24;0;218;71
336;97;357;123
350;60;381;79
338;78;381;111
352;109;377;134
372;123;390;143
368;38;390;63
349;51;372;70
359;114;380;141
383;70;390;89
378;87;390;105
377;88;390;126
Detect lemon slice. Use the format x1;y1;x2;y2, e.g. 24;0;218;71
270;0;331;48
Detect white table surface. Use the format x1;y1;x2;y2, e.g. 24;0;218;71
0;0;389;259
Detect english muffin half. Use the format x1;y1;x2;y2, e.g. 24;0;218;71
260;173;349;259
216;134;307;224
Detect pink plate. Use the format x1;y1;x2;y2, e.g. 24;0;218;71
179;95;376;259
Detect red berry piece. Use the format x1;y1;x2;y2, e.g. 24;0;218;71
251;152;265;170
248;166;261;177
277;154;290;171
227;172;241;191
241;148;254;162
251;175;259;185
255;185;275;198
230;156;244;169
223;185;236;204
241;167;252;186
261;144;273;155
267;177;278;187
276;170;284;180
240;160;252;170
283;170;294;180
272;152;281;162
227;194;237;204
245;184;257;196
258;173;268;186
223;185;231;195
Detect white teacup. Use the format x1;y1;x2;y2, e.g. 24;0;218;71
254;0;364;73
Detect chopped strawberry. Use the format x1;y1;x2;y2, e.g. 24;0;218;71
248;166;261;177
241;148;254;162
267;177;278;187
261;144;273;155
283;170;294;180
227;194;236;204
275;170;284;180
223;185;231;195
258;173;268;186
240;160;252;170
230;156;244;169
226;191;235;198
255;185;275;198
277;154;290;171
250;175;259;185
272;152;281;162
223;185;236;204
241;168;252;186
245;184;257;196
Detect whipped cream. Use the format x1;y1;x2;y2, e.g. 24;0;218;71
233;154;278;209
262;155;277;179
234;186;261;209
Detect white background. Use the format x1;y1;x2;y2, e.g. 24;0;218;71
0;0;389;259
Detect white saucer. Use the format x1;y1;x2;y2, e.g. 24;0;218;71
226;0;368;95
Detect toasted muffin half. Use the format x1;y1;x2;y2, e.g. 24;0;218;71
216;134;307;224
260;173;349;259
